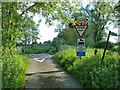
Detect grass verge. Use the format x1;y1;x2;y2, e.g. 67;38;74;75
52;48;120;88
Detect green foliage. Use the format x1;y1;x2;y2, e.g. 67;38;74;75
25;46;49;54
51;37;60;52
43;40;51;46
2;2;19;49
94;40;114;50
111;46;119;52
53;49;77;69
55;1;116;47
114;1;120;12
56;27;79;46
16;42;23;46
25;45;56;54
1;1;81;88
48;47;57;55
31;40;38;46
81;2;116;43
2;52;29;88
52;48;120;88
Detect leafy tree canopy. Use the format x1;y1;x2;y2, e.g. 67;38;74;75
2;1;81;53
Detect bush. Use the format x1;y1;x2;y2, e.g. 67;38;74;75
25;46;57;54
16;42;23;46
111;46;119;52
94;40;114;50
2;52;29;88
52;48;120;88
25;46;49;54
48;47;57;55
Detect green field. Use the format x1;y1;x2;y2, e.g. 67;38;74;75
52;48;120;88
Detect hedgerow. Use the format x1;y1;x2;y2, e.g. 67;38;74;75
2;52;29;88
52;48;120;88
25;46;57;54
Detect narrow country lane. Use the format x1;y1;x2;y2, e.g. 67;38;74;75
24;53;83;89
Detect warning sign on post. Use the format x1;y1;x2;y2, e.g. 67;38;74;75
77;38;85;45
74;19;88;56
76;38;86;56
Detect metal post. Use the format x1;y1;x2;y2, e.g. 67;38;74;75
80;56;81;59
94;49;97;55
101;31;111;64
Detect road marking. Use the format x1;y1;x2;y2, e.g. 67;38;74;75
48;54;54;58
40;58;45;62
48;54;51;58
34;58;45;62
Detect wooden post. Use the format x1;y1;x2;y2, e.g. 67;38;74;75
101;31;111;64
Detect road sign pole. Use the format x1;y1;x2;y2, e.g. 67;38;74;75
76;39;86;57
80;56;81;60
101;31;111;64
74;19;88;57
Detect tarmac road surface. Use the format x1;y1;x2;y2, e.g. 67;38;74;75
24;53;83;89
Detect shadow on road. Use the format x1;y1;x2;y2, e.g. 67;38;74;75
26;70;64;76
24;54;83;89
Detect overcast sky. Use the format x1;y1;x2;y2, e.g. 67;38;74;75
33;14;59;43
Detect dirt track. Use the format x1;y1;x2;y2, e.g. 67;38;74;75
24;54;83;89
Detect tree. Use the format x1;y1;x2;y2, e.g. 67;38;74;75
51;37;60;52
38;42;42;46
94;40;114;50
57;28;79;46
114;1;120;55
2;2;80;54
56;1;117;48
16;12;40;49
31;40;38;46
16;42;23;46
2;2;19;54
43;40;51;46
81;2;116;43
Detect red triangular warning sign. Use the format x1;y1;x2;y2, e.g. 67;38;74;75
74;24;88;38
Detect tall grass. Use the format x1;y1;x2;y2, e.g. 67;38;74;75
52;48;120;88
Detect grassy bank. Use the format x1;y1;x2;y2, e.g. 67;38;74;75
2;53;30;88
52;48;120;88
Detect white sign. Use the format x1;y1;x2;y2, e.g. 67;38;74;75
77;38;85;45
76;38;86;56
76;46;86;52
